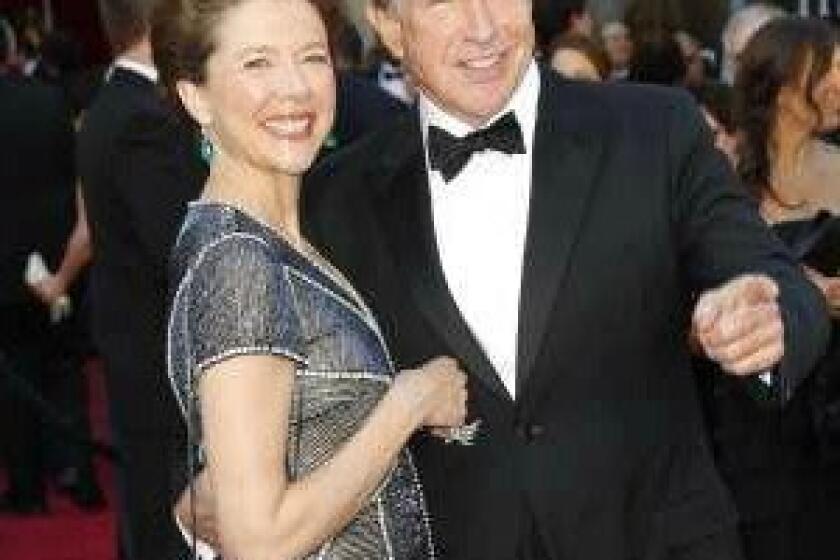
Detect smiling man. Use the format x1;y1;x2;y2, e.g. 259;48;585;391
303;1;831;559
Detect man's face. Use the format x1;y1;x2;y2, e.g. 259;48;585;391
372;0;535;127
601;21;632;71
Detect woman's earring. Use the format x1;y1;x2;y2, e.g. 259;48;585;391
199;129;215;164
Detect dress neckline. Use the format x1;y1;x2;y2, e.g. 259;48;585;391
188;199;369;314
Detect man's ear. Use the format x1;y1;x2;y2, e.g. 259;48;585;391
176;80;212;128
366;1;405;60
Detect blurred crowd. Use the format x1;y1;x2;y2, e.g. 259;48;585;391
0;1;838;560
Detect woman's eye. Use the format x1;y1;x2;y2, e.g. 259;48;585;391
244;57;271;70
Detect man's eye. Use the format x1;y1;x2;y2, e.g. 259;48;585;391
303;53;330;65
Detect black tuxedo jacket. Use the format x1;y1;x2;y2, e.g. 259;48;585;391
304;70;830;560
77;66;205;558
78;67;205;405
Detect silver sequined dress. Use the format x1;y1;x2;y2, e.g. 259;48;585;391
167;202;435;559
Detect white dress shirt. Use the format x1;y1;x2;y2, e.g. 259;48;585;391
419;60;540;399
111;57;159;83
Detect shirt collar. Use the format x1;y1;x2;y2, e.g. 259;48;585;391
419;58;540;154
112;57;159;83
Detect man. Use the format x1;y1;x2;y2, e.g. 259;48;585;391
303;0;831;559
0;19;76;515
601;20;634;79
77;0;205;557
533;0;595;51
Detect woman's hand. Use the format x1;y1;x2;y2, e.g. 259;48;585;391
391;357;468;430
804;266;840;317
29;273;66;306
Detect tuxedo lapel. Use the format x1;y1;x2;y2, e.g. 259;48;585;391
372;115;510;401
516;71;607;394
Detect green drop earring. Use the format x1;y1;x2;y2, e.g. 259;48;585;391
199;129;215;164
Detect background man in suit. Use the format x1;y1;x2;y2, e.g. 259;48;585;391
303;0;831;558
77;0;205;557
0;22;76;515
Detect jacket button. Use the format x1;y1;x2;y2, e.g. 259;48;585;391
517;422;545;442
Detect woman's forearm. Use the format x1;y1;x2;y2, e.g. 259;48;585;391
204;364;423;560
200;355;462;560
248;388;420;558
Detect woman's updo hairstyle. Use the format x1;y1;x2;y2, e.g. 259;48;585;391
151;0;339;104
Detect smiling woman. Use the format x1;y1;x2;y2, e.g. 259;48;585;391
150;1;469;559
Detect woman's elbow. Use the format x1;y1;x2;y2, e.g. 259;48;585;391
218;504;317;560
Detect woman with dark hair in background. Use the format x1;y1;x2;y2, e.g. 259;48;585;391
698;16;840;560
152;0;468;558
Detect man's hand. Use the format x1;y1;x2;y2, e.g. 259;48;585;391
804;266;840;318
692;274;784;376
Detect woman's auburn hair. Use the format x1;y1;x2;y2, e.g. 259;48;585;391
151;0;340;99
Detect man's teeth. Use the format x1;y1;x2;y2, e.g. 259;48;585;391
265;118;310;135
465;55;500;69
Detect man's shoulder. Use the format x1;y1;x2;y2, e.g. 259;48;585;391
0;75;67;117
544;74;698;129
309;110;416;186
82;76;186;149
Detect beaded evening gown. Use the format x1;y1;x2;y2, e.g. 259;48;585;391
167;202;435;560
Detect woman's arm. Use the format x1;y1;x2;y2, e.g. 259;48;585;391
199;354;465;560
30;187;92;305
804;266;840;318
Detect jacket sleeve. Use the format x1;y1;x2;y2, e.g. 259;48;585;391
667;91;830;405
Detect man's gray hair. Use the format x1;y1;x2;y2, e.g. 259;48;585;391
721;3;787;84
368;0;402;12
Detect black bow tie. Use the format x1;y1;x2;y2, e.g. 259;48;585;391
428;112;526;183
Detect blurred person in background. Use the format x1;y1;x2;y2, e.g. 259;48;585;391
692;81;739;167
0;17;77;515
546;33;610;81
320;1;409;156
626;32;687;86
721;3;787;85
675;30;707;89
601;20;634;79
77;0;206;557
534;0;595;54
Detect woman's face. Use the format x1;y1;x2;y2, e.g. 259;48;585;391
550;47;601;81
812;46;840;132
180;0;336;177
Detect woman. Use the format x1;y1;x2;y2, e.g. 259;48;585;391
545;34;610;81
702;16;840;560
737;18;840;230
152;1;470;558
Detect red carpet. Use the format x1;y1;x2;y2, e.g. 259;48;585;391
0;360;117;560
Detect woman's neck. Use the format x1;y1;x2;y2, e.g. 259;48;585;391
203;151;303;246
770;112;814;202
